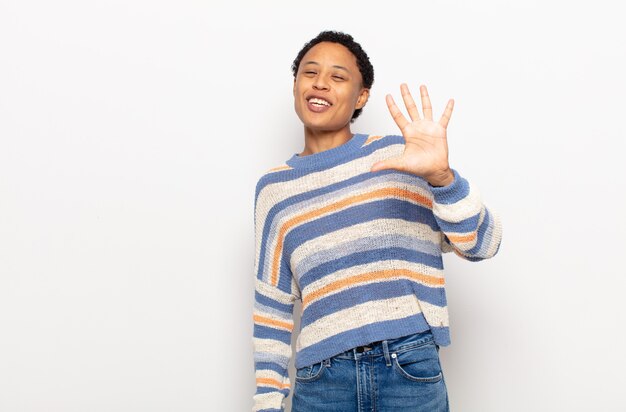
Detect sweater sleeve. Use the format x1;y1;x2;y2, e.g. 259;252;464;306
429;168;503;261
251;177;300;412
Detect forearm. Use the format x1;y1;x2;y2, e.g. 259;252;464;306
430;168;503;260
252;278;297;412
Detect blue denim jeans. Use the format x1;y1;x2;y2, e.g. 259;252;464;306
291;328;449;412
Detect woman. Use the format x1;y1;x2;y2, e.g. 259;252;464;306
251;30;503;412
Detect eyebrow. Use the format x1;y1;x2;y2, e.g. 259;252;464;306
302;61;350;73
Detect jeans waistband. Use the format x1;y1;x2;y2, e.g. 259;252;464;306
331;328;436;361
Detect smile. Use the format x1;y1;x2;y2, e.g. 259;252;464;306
307;97;332;107
306;96;333;113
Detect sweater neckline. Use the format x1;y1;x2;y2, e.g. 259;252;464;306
286;133;367;169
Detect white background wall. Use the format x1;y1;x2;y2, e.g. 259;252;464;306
1;1;624;411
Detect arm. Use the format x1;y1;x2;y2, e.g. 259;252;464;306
251;178;300;412
369;83;502;260
429;168;503;261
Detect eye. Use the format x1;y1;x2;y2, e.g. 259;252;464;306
332;75;345;81
304;71;317;75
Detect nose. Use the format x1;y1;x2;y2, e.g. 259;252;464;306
312;74;330;91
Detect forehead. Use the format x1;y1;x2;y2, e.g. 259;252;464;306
301;41;359;69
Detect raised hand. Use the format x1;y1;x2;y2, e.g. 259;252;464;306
370;83;455;187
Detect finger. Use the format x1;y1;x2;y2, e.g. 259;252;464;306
438;98;454;129
386;94;409;130
400;83;421;122
420;85;433;121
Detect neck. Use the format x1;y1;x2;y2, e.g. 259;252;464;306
299;125;353;156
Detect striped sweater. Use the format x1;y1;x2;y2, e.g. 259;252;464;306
251;133;503;411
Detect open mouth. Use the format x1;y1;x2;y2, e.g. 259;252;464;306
307;97;332;107
306;96;333;113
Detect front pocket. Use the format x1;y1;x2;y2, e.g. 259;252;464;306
391;342;443;383
295;360;327;383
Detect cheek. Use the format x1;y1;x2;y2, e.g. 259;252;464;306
338;89;361;110
292;86;303;104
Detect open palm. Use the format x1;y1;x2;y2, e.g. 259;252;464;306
371;84;455;186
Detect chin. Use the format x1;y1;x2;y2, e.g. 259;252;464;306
304;120;342;132
295;107;350;132
301;114;345;131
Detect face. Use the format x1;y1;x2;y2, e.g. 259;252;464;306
293;41;369;132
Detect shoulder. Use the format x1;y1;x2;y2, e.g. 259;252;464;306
255;162;293;192
253;162;294;210
361;133;404;148
360;134;405;158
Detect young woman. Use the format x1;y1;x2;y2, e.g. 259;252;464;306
251;30;503;412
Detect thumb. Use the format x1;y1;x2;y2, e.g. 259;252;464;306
370;157;403;173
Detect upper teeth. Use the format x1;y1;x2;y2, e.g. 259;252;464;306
309;98;330;106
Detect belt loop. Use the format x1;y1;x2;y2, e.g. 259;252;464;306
382;339;391;366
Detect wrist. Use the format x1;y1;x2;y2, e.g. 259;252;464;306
427;168;454;187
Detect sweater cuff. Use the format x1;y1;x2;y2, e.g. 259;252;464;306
428;168;469;204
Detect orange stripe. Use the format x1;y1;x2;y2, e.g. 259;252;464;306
302;268;444;309
268;164;292;173
256;377;290;389
269;187;433;286
253;314;293;332
446;232;476;243
364;135;383;145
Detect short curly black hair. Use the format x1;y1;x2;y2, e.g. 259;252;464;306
291;30;374;122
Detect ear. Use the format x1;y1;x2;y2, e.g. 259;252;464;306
355;88;370;110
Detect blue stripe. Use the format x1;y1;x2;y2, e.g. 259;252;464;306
277;168;419;211
253;324;291;345
439;207;499;261
429;168;469;204
464;207;492;256
253;360;288;376
447;207;495;261
301;280;446;329
376;134;405;145
283;198;439;264
412;282;447;306
306;172;426;212
295;313;431;369
436;209;481;233
277;255;295;294
256;135;407;185
254;289;294;314
293;235;441;277
298;246;443;289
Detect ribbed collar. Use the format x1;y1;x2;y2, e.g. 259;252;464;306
285;133;368;170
